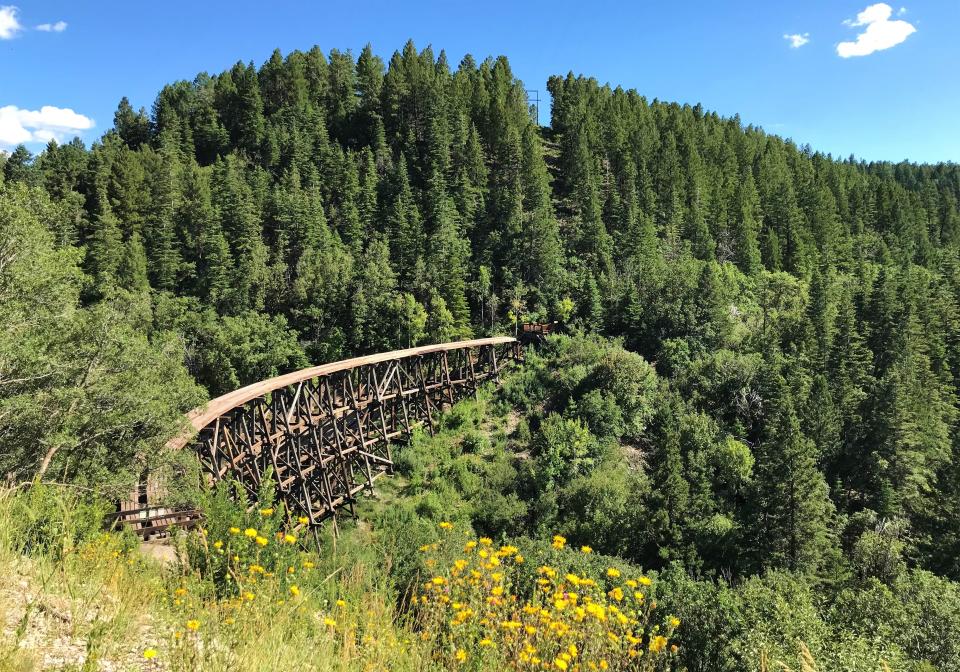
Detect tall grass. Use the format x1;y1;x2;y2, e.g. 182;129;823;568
0;484;431;671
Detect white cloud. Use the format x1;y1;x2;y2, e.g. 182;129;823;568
35;20;67;32
838;3;916;57
0;105;95;147
784;32;811;48
0;5;22;39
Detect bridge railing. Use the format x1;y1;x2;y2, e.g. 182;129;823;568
113;337;522;537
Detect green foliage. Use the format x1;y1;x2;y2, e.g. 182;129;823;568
0;483;116;560
0;184;205;486
530;413;599;492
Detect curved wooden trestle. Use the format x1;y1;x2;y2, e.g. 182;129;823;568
116;337;522;536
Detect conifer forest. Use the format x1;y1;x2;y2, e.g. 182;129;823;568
4;41;960;671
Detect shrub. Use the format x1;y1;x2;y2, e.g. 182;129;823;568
413;522;681;671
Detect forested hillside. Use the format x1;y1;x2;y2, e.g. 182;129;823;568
4;40;960;670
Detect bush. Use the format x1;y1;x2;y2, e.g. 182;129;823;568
531;414;599;492
413;522;682;671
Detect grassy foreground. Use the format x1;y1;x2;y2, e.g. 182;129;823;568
0;484;682;672
0;484;430;671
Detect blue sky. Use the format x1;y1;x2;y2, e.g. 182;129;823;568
1;1;957;163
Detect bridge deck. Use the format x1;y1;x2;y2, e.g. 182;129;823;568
167;336;517;450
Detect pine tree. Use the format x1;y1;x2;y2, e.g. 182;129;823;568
212;155;268;311
357;148;380;242
731;173;762;274
113;97;151;149
388;157;424;291
749;389;835;573
86;200;123;291
337;155;364;255
519;125;564;312
218;61;266;160
142;140;182;291
118;231;150;292
178;164;233;306
686;193;715;260
424;169;471;334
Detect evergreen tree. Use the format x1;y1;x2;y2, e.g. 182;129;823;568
748;389;836;574
731;173;762;274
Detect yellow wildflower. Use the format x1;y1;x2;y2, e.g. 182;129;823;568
255;536;268;547
143;648;158;660
554;657;569;670
213;540;223;549
289;585;300;596
581;545;593;554
260;508;274;516
552;535;567;549
669;616;681;628
323;617;337;627
303;561;315;569
455;649;467;663
479;638;493;647
298;516;309;524
186;619;200;631
479;537;493;546
243;528;257;538
649;635;668;653
229;526;240;535
638;576;652;586
438;521;453;530
607;567;621;578
283;533;296;544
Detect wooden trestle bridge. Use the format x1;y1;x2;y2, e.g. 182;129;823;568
115;337;523;537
